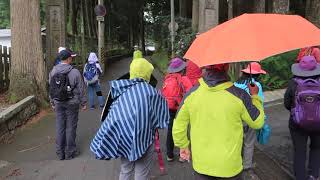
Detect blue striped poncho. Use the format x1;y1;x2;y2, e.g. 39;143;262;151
90;78;170;161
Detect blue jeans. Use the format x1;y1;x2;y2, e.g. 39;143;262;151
87;82;105;108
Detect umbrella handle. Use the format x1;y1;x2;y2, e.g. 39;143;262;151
249;63;254;86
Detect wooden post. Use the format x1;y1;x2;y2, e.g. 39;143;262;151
0;45;3;90
198;0;219;33
272;0;289;14
46;0;66;71
306;0;320;28
98;0;105;72
253;0;266;13
192;0;199;32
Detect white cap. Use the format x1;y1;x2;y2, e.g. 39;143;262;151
58;47;66;53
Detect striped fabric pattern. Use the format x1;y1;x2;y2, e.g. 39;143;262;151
90;78;169;161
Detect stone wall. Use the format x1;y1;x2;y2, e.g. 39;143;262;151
0;96;38;139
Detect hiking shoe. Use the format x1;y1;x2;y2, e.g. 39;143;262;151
65;150;80;160
58;155;65;160
166;156;174;162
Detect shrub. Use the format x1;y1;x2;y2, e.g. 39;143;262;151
260;50;299;90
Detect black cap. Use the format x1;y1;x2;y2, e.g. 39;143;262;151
58;49;77;60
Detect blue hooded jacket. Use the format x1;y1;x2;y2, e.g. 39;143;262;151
90;78;169;161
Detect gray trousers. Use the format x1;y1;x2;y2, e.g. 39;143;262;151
55;103;79;157
119;144;154;180
242;125;256;170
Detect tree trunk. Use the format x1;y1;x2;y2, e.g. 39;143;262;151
198;0;219;33
82;0;88;36
192;0;199;32
140;9;146;54
84;0;93;37
253;0;266;13
305;0;320;28
272;0;289;14
9;0;47;105
228;0;233;20
179;0;187;18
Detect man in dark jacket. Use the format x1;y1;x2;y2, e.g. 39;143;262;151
49;49;87;160
284;55;320;180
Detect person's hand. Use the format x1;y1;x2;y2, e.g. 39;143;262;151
81;105;87;111
51;103;55;111
180;147;191;162
248;83;259;95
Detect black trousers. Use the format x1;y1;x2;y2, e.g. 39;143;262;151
290;127;320;180
166;110;176;158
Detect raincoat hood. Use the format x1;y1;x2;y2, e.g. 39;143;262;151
133;50;143;59
110;78;145;99
90;77;169;162
88;53;99;64
51;63;73;74
130;58;154;82
202;69;229;87
199;78;233;92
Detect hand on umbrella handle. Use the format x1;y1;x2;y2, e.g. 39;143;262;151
248;83;259;95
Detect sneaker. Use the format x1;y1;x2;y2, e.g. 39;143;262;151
166;156;174;162
90;106;95;110
58;154;65;160
65;150;80;160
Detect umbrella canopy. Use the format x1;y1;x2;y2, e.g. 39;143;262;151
184;14;320;67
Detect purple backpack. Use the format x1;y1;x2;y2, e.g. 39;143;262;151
292;78;320;131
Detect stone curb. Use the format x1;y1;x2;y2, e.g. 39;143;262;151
0;96;35;124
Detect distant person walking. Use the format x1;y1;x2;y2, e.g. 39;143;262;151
284;56;320;180
161;57;192;162
49;49;87;160
83;52;105;110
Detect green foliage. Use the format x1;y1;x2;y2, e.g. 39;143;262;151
0;0;10;29
175;27;196;57
0;0;46;29
107;49;132;57
151;16;194;54
151;50;169;74
259;50;299;90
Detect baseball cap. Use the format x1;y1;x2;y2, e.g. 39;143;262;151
58;49;77;60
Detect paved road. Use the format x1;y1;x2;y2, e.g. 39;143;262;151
256;104;294;175
0;58;294;180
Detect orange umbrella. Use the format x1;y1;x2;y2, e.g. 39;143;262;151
184;14;320;67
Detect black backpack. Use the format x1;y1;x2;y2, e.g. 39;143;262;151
49;71;74;102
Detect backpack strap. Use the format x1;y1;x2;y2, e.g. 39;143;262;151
173;76;186;106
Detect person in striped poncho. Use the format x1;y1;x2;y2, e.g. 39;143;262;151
90;58;170;180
